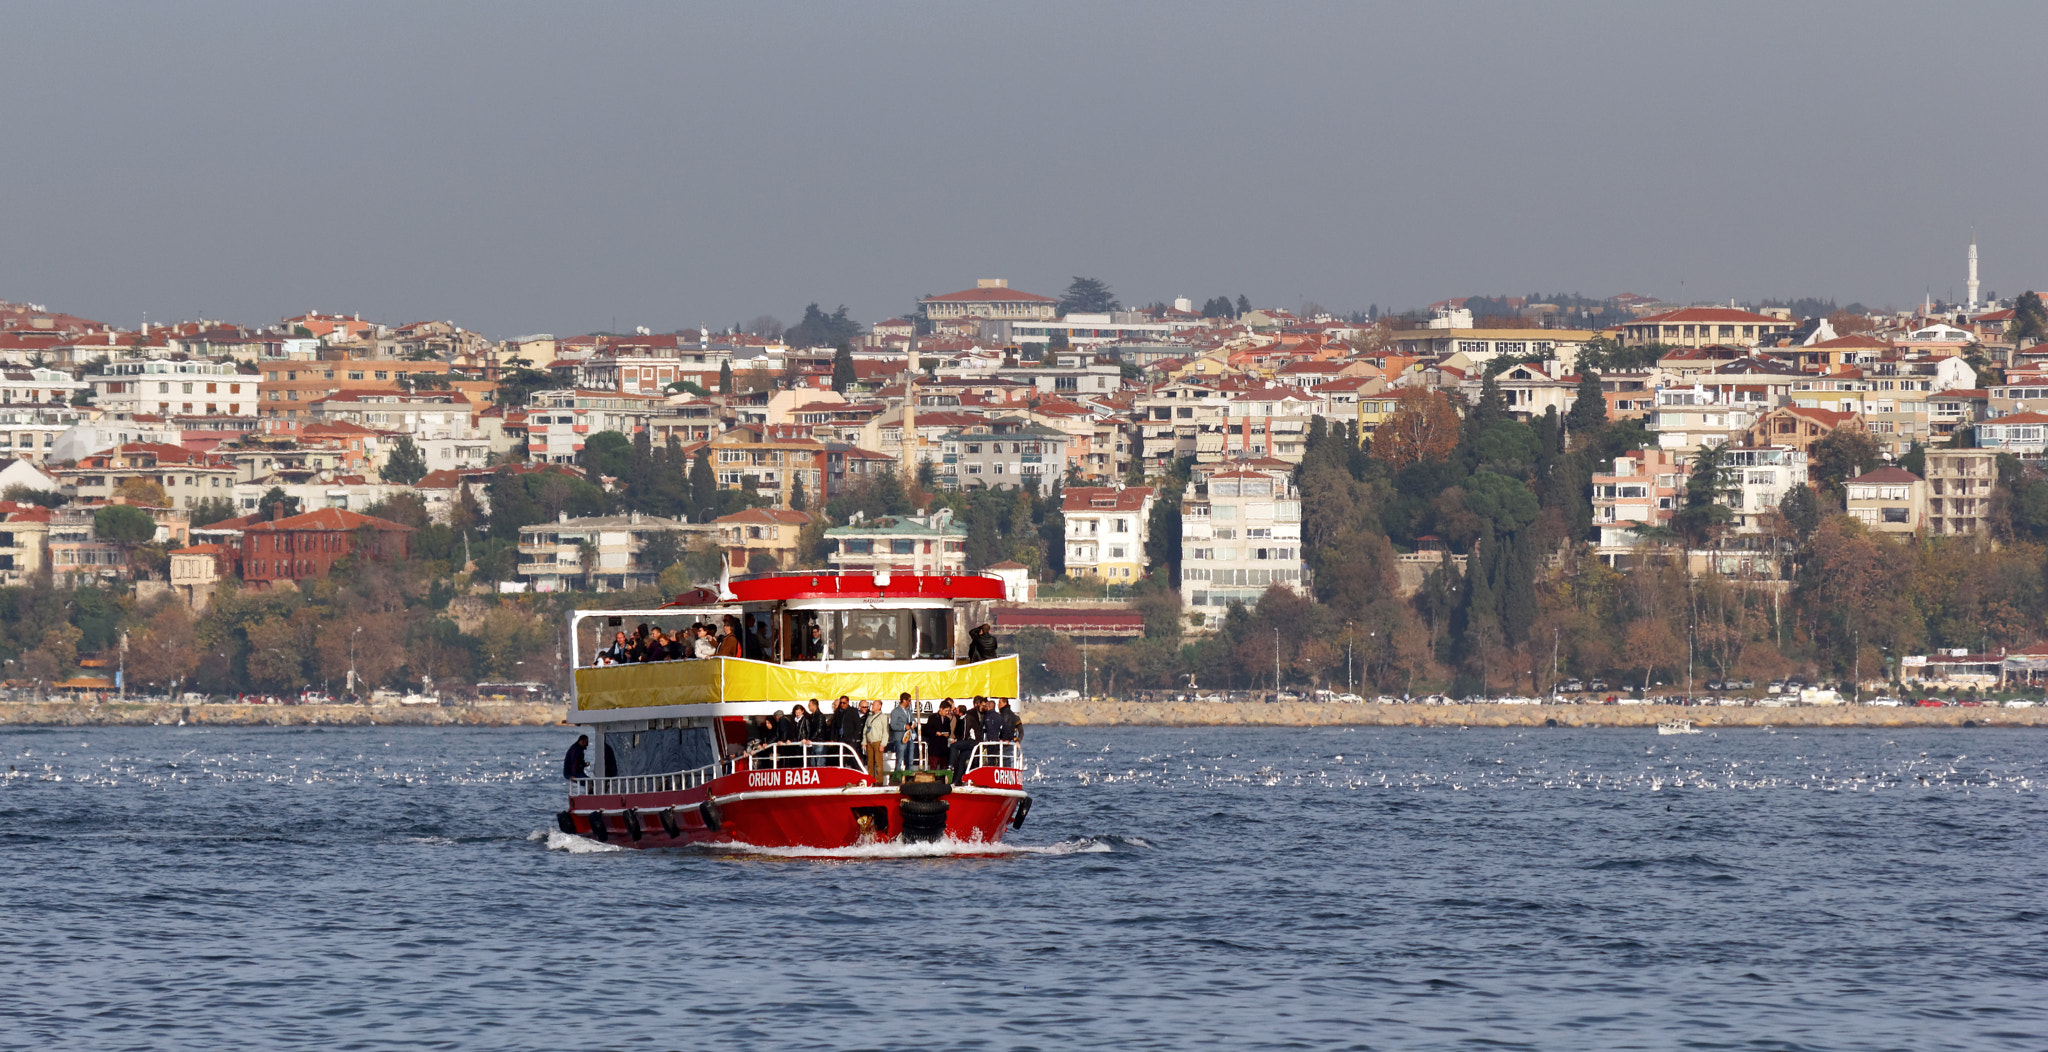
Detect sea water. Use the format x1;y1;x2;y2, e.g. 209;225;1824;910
2;724;2044;1050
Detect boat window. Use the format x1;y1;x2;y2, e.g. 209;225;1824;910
833;610;907;660
912;608;953;658
786;609;827;660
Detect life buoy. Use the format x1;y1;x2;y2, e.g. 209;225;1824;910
585;811;609;841
698;798;725;832
659;807;681;839
1010;796;1033;830
622;807;644;842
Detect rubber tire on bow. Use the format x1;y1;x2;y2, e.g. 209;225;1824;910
585;811;609;841
899;779;952;803
898;798;949;843
1010;796;1032;830
658;807;681;839
622;808;644;842
556;811;576;835
698;798;724;833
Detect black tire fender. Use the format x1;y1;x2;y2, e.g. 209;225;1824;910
900;778;952;803
659;807;681;839
555;811;576;835
585;811;609;841
698;797;725;832
1010;796;1033;830
622;807;643;842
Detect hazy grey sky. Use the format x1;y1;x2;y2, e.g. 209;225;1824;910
2;2;2042;336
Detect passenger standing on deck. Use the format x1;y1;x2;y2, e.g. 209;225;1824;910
717;616;744;657
953;696;994;777
967;622;999;661
994;698;1021;742
862;700;889;776
691;624;717;659
923;700;954;773
832;696;862;758
562;735;590;779
889;693;919;771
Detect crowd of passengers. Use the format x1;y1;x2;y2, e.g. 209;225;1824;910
740;692;1021;779
589;618;1003;666
593;615;751;664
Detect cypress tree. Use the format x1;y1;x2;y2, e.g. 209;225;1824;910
689;449;717;520
1567;368;1607;434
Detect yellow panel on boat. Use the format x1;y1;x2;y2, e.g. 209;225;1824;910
575;656;1019;711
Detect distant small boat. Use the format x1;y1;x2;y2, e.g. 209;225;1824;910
1657;720;1701;735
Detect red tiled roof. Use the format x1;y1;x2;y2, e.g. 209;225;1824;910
242;508;413;533
921;286;1056;304
1849;467;1921;485
1633;307;1789;325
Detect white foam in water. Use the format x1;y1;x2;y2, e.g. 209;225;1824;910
703;834;1118;860
542;829;625;853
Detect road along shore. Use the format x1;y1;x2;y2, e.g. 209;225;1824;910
2;699;2042;729
1020;700;2048;728
0;701;567;727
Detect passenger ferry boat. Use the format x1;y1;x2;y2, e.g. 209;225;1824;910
556;570;1029;850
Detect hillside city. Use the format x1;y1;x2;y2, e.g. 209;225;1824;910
5;262;2048;704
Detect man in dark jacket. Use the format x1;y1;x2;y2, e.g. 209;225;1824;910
966;623;999;661
993;698;1021;742
923;700;955;775
952;696;994;777
832;696;863;758
563;735;590;780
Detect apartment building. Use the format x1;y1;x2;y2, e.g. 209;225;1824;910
824;509;967;575
56;443;237;510
1061;486;1154;582
1591;449;1686;563
1718;447;1808;535
1179;467;1305;621
1845;467;1926;535
524;389;667;465
516;511;707;593
1923;449;1996;538
87;358;256;417
936;421;1068;491
1650;385;1762;453
715;508;817;571
0;503;50;585
1620;307;1796;348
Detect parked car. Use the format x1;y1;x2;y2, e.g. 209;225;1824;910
1729;679;1755;690
1868;696;1902;707
2005;699;2038;708
1589;680;1607;691
1560;679;1584;693
1334;693;1363;703
1036;690;1081;703
1915;698;1945;707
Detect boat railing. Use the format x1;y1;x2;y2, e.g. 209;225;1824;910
572;741;869;796
967;740;1022;770
743;741;869;775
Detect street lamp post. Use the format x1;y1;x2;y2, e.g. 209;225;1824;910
348;626;362;697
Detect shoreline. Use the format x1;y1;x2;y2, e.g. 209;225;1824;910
0;699;2042;728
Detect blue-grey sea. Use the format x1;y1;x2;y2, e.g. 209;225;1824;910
2;724;2044;1051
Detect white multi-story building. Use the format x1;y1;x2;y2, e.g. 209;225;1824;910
524;389;667;465
1179;467;1305;624
86;358;258;417
1718;447;1808;534
517;511;710;593
1061;485;1154;583
1650;385;1764;453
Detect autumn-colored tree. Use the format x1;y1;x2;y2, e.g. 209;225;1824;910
113;477;171;507
1374;387;1462;469
1623;617;1684;691
126;600;199;689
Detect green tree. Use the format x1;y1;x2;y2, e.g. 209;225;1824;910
831;342;856;393
1567;368;1606;434
1809;426;1883;506
257;487;301;520
689;449;718;515
1235;294;1252;315
719;360;734;395
640;529;685;578
187;496;240;529
1673;444;1735;547
787;303;863;348
380;435;429;485
1779;484;1821;540
1057;276;1120;315
92;504;154;543
2014;290;2048;341
581;430;633;482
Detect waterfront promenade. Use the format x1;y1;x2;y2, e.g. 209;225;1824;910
2;699;2044;728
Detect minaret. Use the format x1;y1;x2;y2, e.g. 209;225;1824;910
1967;239;1980;312
902;330;920;475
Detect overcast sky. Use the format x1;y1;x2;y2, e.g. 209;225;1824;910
2;2;2042;337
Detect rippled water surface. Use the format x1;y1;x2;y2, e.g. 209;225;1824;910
4;724;2046;1050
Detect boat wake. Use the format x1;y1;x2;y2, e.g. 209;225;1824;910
530;829;1144;859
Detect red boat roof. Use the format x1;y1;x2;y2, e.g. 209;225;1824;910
662;572;1005;606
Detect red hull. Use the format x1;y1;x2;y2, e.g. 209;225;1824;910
565;764;1028;850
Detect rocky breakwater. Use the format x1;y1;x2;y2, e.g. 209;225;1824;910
0;700;568;727
1025;700;2048;728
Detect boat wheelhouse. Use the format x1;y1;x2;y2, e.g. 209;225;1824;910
557;570;1029;850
